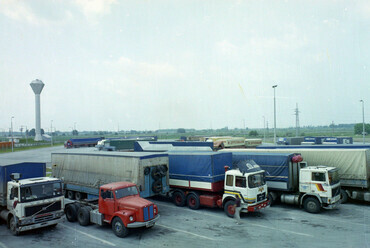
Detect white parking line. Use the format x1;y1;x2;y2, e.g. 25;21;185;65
156;224;217;241
0;241;8;248
155;202;313;237
60;223;116;247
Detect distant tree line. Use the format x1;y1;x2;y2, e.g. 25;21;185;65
354;123;370;135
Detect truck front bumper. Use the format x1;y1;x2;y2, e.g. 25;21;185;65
322;200;340;210
18;216;65;232
241;200;270;213
127;214;160;228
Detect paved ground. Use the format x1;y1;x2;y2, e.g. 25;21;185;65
0;147;369;248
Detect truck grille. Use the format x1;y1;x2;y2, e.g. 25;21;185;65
332;186;341;197
143;205;154;221
25;201;61;217
34;213;54;223
257;192;266;202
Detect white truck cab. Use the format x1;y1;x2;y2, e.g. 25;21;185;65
3;176;65;235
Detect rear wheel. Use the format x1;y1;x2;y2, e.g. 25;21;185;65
187;193;200;210
112;217;129;238
75;192;84;201
65;204;78;222
78;206;91;226
224;200;236;218
303;197;320;214
173;191;186;207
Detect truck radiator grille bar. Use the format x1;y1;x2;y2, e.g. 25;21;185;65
257;193;266;202
34;214;54;223
25;201;62;217
332;186;341;197
143;205;154;221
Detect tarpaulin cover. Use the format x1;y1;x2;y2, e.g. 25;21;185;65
134;141;212;152
168;152;232;182
231;152;293;183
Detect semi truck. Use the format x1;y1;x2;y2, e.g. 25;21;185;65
64;137;104;148
227;152;341;213
231;148;370;203
0;162;65;235
167;152;269;217
51;150;169;199
64;181;160;238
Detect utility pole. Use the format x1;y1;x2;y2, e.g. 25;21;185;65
272;85;278;144
50;120;53;146
263;116;266;142
294;103;300;137
331;121;335;136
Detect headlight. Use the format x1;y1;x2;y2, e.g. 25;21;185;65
154;208;157;214
129;216;134;222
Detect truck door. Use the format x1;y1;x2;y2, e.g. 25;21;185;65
311;172;327;194
100;189;115;221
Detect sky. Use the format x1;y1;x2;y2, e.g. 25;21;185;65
0;0;369;132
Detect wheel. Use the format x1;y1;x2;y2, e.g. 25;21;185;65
75;192;85;201
9;216;19;236
152;180;163;193
224;200;236;218
65;204;78;222
78;207;91;226
187;193;200;210
112;217;129;238
173;191;186;207
303;197;321;214
151;167;161;180
144;167;150;175
268;192;275;206
340;189;348;204
67;191;75;200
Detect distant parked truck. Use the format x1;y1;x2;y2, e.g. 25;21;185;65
64;181;159;238
206;137;246;150
227;152;341;213
64;137;103;148
244;139;262;148
52;151;169;199
96;136;158;151
237;148;370;203
168;152;269;217
0;162;64;235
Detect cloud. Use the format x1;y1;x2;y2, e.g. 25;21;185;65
73;0;117;18
0;0;45;25
215;40;239;56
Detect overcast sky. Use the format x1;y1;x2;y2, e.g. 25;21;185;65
0;0;369;132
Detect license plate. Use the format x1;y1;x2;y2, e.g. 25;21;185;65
146;220;155;227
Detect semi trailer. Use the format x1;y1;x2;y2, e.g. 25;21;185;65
167;152;269;217
0;162;64;235
51;150;169;199
64;181;160;238
229;148;370;203
64;137;103;148
228;152;341;213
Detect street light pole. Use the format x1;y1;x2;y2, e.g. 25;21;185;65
272;85;278;144
263;116;266;143
360;100;365;144
11;116;14;152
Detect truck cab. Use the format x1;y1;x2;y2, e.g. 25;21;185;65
299;166;341;212
3;175;65;235
222;161;269;217
66;182;160;238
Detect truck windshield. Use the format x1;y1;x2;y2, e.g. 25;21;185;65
248;173;266;188
20;181;62;203
115;186;139;199
328;169;340;185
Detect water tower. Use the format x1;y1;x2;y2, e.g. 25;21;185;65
30;79;44;141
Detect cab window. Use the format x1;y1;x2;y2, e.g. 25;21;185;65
101;190;113;199
226;175;233;186
312;172;326;182
235;176;246;188
10;187;18;200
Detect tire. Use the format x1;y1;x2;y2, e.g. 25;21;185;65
303;197;321;214
75;192;83;201
268;192;275;206
152;180;163;194
144;167;150;175
187;193;200;210
112;217;129;238
173;191;186;207
151;167;161;180
224;200;236;218
158;165;168;177
67;191;75;200
340;189;348;204
65;204;78;222
78;207;91;226
9;216;19;236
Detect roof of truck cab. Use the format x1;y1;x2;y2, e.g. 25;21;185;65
52;149;168;159
101;181;137;190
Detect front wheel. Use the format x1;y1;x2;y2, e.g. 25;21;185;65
303;197;321;214
9;216;19;236
340;189;348;204
224;200;236;218
112;217;129;238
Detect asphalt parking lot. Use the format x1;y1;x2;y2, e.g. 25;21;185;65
0;147;369;248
